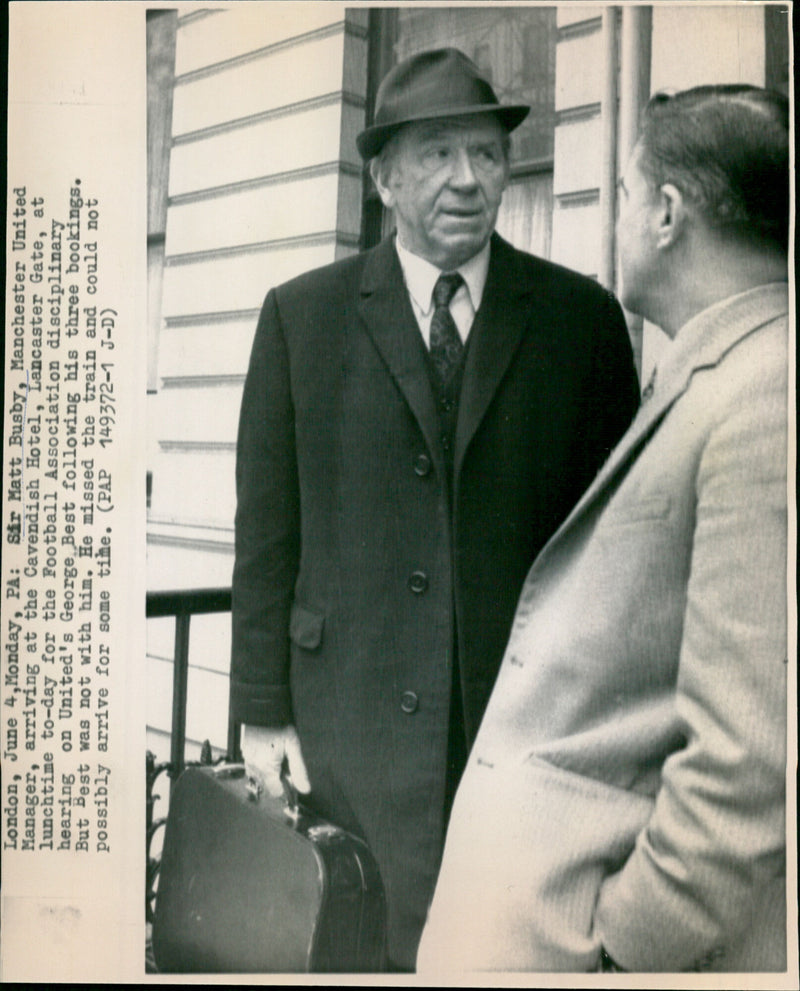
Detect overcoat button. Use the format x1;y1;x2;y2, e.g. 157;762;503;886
408;571;428;594
413;453;432;476
400;691;419;714
441;435;451;452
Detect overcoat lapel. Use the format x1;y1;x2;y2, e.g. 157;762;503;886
357;238;446;478
454;235;535;478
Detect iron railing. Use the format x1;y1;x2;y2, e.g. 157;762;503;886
146;586;235;778
145;586;233;930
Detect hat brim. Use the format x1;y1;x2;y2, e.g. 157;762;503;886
356;104;530;160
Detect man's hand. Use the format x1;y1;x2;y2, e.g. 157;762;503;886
240;723;311;798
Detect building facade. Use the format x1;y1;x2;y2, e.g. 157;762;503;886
145;3;790;758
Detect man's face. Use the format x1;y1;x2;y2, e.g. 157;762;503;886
616;145;661;318
375;114;510;270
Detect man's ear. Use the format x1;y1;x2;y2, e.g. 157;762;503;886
655;183;687;249
370;158;395;209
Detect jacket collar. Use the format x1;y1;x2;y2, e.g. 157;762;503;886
648;282;788;403
532;282;789;571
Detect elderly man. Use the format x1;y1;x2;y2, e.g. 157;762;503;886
230;48;639;969
418;84;789;973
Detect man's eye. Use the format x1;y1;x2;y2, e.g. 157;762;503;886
419;147;450;170
474;149;498;167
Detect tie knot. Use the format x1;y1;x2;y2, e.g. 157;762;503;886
433;272;464;309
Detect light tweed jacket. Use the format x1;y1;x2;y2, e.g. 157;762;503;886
418;283;789;974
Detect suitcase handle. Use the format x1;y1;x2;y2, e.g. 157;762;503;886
210;762;301;821
280;766;301;821
210;763;246;780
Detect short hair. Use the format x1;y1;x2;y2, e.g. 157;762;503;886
636;85;789;251
370;135;400;189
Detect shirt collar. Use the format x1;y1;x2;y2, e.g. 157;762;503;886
395;236;491;315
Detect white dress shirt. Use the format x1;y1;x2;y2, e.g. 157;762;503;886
394;236;491;347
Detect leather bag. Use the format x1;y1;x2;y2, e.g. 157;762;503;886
152;764;386;973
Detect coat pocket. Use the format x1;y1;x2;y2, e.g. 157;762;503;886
419;755;654;972
288;602;325;650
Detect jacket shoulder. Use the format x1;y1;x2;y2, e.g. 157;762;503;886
510;240;616;299
269;248;370;307
492;234;620;311
695;310;787;415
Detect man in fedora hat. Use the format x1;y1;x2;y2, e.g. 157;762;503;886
230;47;639;969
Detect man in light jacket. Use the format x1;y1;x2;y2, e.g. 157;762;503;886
418;84;790;974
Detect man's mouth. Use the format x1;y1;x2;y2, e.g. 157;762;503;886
441;207;483;219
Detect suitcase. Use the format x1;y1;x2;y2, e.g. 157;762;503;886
152;764;386;973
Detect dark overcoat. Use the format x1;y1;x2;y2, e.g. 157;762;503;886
230;232;639;967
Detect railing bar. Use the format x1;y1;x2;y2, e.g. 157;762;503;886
146;587;231;618
227;718;241;763
169;612;191;787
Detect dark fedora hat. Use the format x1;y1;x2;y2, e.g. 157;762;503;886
356;48;530;160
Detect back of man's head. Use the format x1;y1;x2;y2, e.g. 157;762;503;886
636;85;789;253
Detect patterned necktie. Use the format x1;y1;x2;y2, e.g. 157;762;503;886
429;272;465;383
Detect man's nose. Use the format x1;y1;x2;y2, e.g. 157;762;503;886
448;148;479;189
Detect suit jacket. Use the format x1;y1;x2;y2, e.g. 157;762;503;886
230;232;639;968
418;283;789;973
